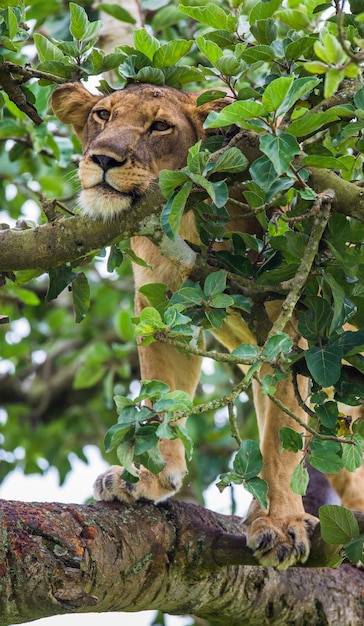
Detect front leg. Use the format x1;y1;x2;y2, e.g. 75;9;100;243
246;366;317;569
94;330;202;504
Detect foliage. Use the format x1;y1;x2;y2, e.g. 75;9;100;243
0;0;364;567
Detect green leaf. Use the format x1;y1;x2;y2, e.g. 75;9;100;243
73;363;106;390
196;35;223;66
72;272;90;323
319;505;359;544
233;440;263;480
305;345;342;387
238;44;275;64
97;3;137;24
287;111;339;138
309;440;343;474
154;39;192;68
173;424;194;462
244;476;268;510
104;422;135;454
262;332;293;360
261;76;294;113
46;266;78;302
259;132;300;176
279;427;303;453
314;402;338;429
189;174;228;208
117;441;137;476
179;2;238;32
34;34;64;62
160;181;192;239
134;28;160;60
153;390;192;413
298;296;333;342
345;535;364;563
342;440;363;472
135;307;166;336
230;344;260;360
159;169;189;199
204;270;227;298
205;100;268;128
290;462;309;496
208;147;248;175
69;2;89;41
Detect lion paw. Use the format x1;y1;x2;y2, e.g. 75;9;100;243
93;464;184;504
246;514;318;569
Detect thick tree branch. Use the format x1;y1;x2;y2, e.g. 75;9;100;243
0;498;363;626
0;156;364;273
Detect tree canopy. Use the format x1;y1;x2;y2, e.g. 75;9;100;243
1;1;364;623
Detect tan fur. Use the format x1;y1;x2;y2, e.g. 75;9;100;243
51;83;364;569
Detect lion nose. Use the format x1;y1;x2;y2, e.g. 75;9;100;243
91;154;126;171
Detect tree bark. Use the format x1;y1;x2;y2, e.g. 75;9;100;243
0;498;363;626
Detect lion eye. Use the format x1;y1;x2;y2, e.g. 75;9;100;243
150;120;171;132
95;109;110;121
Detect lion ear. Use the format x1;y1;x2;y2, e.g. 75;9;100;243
50;83;101;141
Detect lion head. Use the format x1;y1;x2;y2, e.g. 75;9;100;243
51;83;229;219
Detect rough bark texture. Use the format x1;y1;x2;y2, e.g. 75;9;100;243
0;162;363;274
0;498;363;626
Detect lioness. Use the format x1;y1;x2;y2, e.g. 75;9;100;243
51;82;364;569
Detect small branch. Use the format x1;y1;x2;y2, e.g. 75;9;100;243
0;65;43;125
267;191;333;338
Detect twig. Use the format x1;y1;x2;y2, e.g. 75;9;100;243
267;190;333;338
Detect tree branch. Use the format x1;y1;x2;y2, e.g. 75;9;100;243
0;498;363;626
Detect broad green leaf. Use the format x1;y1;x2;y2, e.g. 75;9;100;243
46;266;78;302
133;28;160;60
153;390;193;413
250;18;277;46
154;40;192;68
34;34;64;62
139;447;166;474
179;3;238;32
189;174;228;208
204;101;268;128
314;402;338;430
281;77;320;112
233;440;263;480
209;293;234;308
290;462;309;496
279;427;303;453
238;44;275;64
72;272;90;323
173;424;193;461
249;0;282;23
263;332;293;360
135;307;166;337
159;169;189;199
259;132;300;176
204;270;227;298
231;344;260;360
69;2;89;41
160;181;192;239
319;505;359;544
324;68;346;99
98;3;137;24
196;35;223;65
309;440;343;474
262;76;294;113
342;440;363;472
249;155;278;189
287;112;340;138
134;66;165;85
244;476;268;510
298;296;333;342
345;535;364;563
117;441;137;476
208;147;248;175
104;422;135;453
305;345;342;387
